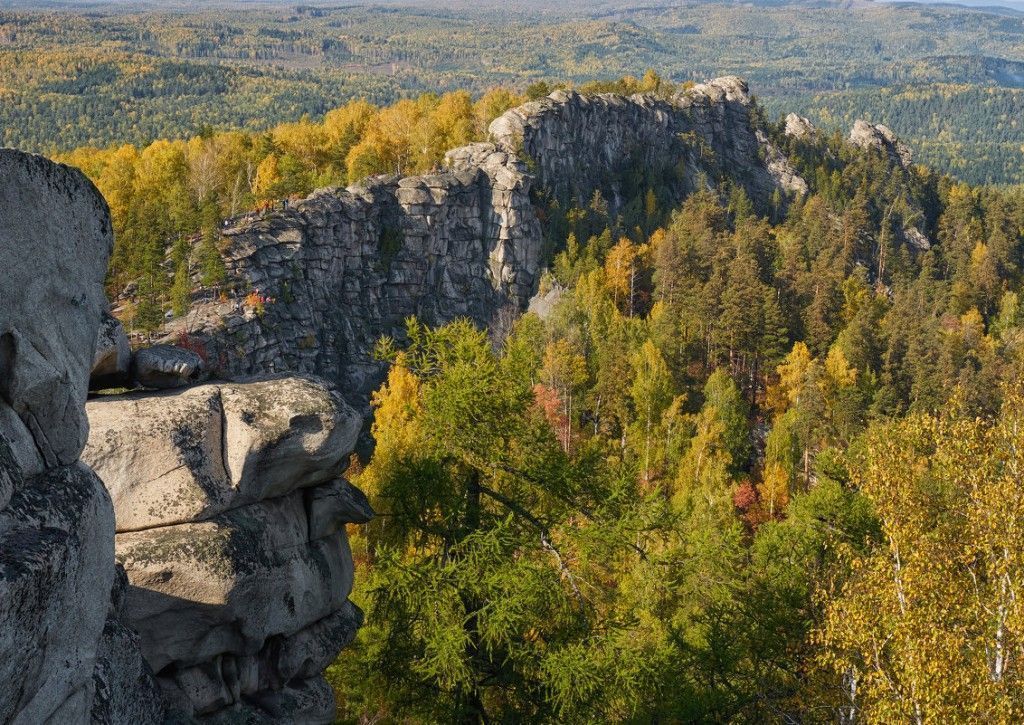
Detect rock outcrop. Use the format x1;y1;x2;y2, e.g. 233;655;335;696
159;78;804;403
784;112;817;140
159;151;540;403
488;76;806;212
83;375;367;721
849;119;914;169
133;343;205;389
0;149;163;722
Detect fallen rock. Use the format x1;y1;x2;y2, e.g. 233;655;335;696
92;309;132;387
134;344;204;389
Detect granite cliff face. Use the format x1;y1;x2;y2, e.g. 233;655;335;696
489;76;807;210
0;149;163;723
161;148;540;403
161;78;805;404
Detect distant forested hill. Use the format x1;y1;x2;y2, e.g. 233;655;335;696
3;0;1024;183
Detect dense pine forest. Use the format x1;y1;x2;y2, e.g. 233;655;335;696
7;0;1024;183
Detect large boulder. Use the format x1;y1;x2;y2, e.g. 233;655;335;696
84;374;370;721
0;456;117;723
784;112;817;139
133;344;205;389
0;149;112;474
84;375;362;531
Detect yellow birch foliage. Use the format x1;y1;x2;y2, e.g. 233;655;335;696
816;388;1024;722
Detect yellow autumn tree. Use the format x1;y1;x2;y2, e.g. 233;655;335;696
252;153;283;201
473;87;526;137
358;355;425;523
817;388;1024;722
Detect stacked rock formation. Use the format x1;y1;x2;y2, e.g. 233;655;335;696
0;149;369;724
159;78;806;403
0;149;163;722
83;375;368;721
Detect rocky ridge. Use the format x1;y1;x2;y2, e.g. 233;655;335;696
160;78;807;403
0;148;371;724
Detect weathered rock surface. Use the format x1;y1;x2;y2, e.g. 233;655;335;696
90;566;167;724
0;458;118;723
158;78;804;404
0;149;113;474
0;150;163;723
134;344;205;389
784;112;817;139
84;375;360;531
84;374;369;722
92;308;132;387
849;119;914;169
160;149;541;404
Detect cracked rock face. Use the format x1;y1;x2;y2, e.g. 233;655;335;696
160;153;541;406
84;375;369;722
84;375;361;531
489;76;806;213
0;150;163;723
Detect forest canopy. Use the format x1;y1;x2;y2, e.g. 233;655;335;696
6;1;1024;183
318;97;1024;721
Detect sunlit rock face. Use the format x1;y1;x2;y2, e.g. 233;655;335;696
159;151;541;406
157;78;804;411
488;76;807;212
